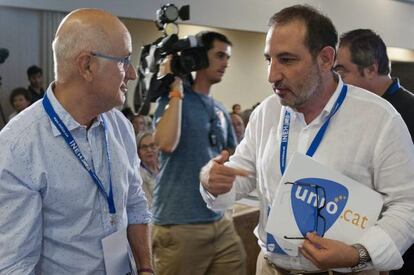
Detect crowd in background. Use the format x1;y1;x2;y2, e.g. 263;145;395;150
119;101;254;209
5;65;45;122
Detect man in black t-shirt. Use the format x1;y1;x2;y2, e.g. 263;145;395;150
27;65;45;103
335;28;414;275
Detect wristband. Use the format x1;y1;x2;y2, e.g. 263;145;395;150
138;267;154;274
169;90;183;99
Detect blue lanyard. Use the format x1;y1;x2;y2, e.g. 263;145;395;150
384;80;400;97
268;84;347;254
279;84;348;175
42;95;116;214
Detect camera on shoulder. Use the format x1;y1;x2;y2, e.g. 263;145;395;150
134;4;209;115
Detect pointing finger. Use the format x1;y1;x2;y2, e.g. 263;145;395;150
213;150;230;164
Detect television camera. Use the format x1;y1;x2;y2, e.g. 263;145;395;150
134;4;209;115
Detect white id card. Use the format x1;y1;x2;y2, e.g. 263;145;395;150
102;228;136;275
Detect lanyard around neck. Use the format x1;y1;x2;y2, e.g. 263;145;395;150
279;84;348;175
42;94;116;214
384;80;400;97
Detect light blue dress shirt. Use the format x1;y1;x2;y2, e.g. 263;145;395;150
0;85;151;274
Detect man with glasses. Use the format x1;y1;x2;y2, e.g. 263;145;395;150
335;29;414;144
200;5;414;275
335;29;414;275
152;31;245;275
0;9;153;274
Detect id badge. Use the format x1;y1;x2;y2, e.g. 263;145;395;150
266;206;288;255
101;228;135;275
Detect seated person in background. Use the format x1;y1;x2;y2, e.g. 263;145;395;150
131;114;146;135
232;103;241;115
230;112;245;143
240;103;260;127
143;115;154;131
8;87;31;121
26;65;45;103
137;131;159;207
240;108;252;127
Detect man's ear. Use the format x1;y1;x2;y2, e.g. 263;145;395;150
76;53;94;82
363;63;378;80
318;46;336;72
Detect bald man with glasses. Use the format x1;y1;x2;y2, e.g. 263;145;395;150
0;8;153;274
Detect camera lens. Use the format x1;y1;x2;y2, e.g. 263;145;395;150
164;5;179;22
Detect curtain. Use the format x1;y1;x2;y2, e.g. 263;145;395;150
41;10;66;86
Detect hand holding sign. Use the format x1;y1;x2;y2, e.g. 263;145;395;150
300;232;359;270
266;153;382;255
200;150;250;196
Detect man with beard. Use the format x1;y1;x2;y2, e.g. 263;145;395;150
199;5;414;275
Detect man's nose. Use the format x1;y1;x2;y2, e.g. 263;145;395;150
126;64;137;81
267;60;282;84
222;59;228;69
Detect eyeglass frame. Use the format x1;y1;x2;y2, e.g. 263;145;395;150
283;181;327;240
138;143;158;151
90;51;132;71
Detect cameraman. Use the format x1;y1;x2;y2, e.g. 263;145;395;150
152;31;246;275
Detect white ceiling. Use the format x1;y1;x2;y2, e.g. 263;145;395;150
1;0;414;49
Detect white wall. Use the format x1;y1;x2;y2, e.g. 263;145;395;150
123;18;269;113
1;0;414;49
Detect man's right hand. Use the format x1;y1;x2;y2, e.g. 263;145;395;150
200;150;250;196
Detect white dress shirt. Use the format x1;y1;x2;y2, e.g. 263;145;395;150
201;78;414;271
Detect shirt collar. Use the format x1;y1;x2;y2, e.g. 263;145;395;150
321;76;344;119
44;83;104;137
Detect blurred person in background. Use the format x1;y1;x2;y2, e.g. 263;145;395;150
26;65;45;103
335;28;414;274
335;28;414;143
231;103;241;115
230;112;245;143
8;87;31;121
131;114;146;135
137;131;159;207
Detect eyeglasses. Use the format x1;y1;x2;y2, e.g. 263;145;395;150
283;181;326;240
139;143;157;151
91;51;131;71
